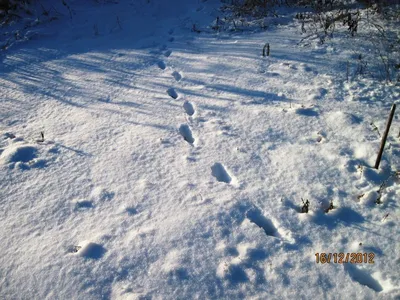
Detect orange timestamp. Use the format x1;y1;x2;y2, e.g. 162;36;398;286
315;252;375;264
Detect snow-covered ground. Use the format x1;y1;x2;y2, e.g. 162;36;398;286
0;0;399;299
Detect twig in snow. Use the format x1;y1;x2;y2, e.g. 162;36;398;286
370;122;381;137
39;1;49;16
381;213;389;222
192;24;201;33
62;0;73;19
116;16;122;30
212;16;220;31
37;131;45;143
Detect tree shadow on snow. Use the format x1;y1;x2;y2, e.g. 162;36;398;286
56;143;92;157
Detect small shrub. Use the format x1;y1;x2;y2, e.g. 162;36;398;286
262;43;270;56
301;198;310;213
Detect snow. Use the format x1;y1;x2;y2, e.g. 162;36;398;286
0;0;399;299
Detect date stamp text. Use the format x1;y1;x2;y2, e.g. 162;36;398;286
315;252;375;264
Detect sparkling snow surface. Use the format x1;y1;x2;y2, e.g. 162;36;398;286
0;0;399;299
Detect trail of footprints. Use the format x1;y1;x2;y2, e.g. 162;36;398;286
155;39;388;292
66;32;389;295
156;40;239;186
49;17;394;294
154;44;182;98
72;30;344;286
156;33;237;188
154;36;198;148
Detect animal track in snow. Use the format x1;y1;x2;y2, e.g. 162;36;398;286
179;124;195;144
167;88;178;99
73;199;94;210
211;163;236;184
3;132;16;140
217;262;249;284
172;71;182;81
307;87;328;101
207;119;238;137
246;207;280;238
71;241;106;259
90;187;115;202
344;264;383;292
160;249;190;281
183;101;195;116
304;66;313;72
125;207;138;215
216;242;268;285
73;187;113;210
157;61;166;70
295;106;319;117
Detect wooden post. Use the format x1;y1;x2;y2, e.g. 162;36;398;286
375;104;396;169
